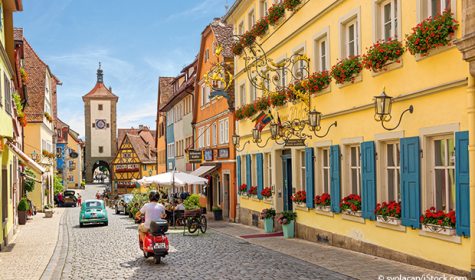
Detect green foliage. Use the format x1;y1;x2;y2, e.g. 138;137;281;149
277;210;297;225
44;204;53;210
212;207;222;211
99;166;108;172
23;168;36;193
260;207;276;219
184;194;201;210
18;198;29;211
81;179;85;187
53;175;64;195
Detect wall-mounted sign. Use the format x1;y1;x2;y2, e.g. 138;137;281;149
70;152;78;158
188;150;203;164
218;148;229;158
204;150;213;161
284;139;305;147
186;163;192;171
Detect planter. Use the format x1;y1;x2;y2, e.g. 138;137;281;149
263;197;273;203
342;209;362;217
376;215;401;225
44;209;54;218
251;194;258;199
18;210;27;225
315;205;331;212
213;210;223;221
421;224;456;236
282;220;295;238
296;202;306;208
263;218;273;233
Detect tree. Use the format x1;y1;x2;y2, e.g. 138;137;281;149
54;175;64;195
99;166;108;173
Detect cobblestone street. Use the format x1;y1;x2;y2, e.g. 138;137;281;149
58;185;352;279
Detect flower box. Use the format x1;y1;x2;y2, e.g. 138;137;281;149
376;215;401;225
315;205;331;212
263;197;273;203
251;194;260;201
296;202;306;208
342;209;362;217
44;209;54;218
421;224;456;236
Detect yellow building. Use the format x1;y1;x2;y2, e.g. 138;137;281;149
111;133;157;193
224;0;471;276
66;129;83;189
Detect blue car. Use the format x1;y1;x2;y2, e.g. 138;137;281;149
79;200;108;227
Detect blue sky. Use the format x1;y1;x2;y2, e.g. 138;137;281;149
15;0;234;138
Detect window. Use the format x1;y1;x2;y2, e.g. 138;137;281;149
212;41;216;55
349;145;361;195
185;136;193;150
260;0;268;17
205;48;209;62
300;150;306;191
167;109;174;126
99;146;104;153
213;123;217;146
313;31;329;72
339;8;361;59
167;143;175;158
384;142;401;202
143;165;147;171
432;136;455;212
378;0;398;41
322;148;331;194
347;20;358;57
184;96;192;115
176;140;184;157
206;125;210;147
201;84;206;106
294;50;306;79
56;147;62;158
248;9;255;30
241;155;246;187
219;118;229;144
240;83;246;106
249;82;257;103
428;0;451;18
238;21;244;35
58;129;62;138
4;74;11;115
265;153;272;188
263;71;270;93
205;86;210;104
98;104;103;110
198;127;205;148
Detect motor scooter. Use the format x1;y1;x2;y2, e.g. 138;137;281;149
138;219;169;264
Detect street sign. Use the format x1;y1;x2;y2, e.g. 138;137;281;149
70;152;78;158
188;150;203;164
284;139;306;147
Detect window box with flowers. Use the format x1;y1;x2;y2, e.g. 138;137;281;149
420;207;456;236
248;186;259;200
291;190;307;210
362;38;404;76
314;193;331;212
339;194;362;217
331;56;363;88
254;17;270;40
238;184;249;198
20;68;28;84
261;187;273;203
284;0;303;13
44;112;53;123
405;9;459;61
268;3;286;28
42;150;54;159
374;201;402;226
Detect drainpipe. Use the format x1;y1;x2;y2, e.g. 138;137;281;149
468;76;475;279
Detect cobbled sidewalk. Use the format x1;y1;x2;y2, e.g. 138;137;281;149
208;220;463;280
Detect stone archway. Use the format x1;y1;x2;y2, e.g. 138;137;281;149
91;160;110;184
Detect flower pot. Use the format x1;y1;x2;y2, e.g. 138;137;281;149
282;220;294;238
213;210;223;221
263;218;273;233
421;224;456;236
18;210;27;225
44;209;54;218
376;215;401;225
315;205;331;212
342;209;362;217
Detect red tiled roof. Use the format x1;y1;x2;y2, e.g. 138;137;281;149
82;82;118;100
13;27;23;41
210;20;234;58
127;134;156;164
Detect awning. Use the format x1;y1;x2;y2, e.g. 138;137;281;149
21;172;42;183
189;165;218;177
6;141;46;174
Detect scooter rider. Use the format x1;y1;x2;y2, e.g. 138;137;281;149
135;194;166;244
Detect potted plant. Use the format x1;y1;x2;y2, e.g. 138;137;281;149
277;210;297;238
330;56;363;85
248;186;258;199
212;206;223;221
261;187;272;202
44;189;49;196
260;207;276;233
23;169;36;193
339;194;362;216
420;207;456;236
284;0;302;12
268;3;286;27
44;204;54;218
17;198;29;225
291;190;306;207
362;38;404;73
238;184;248;196
374;201;401;225
314;193;331;212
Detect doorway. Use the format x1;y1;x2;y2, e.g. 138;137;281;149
281;154;293;211
223;173;230;218
2;167;8;247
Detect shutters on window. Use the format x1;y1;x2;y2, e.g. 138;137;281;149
305;147;315;208
237;156;241;187
455;131;470;237
400;137;421;228
330;145;341;213
256;153;263;199
246;154;251;192
361;141;376;220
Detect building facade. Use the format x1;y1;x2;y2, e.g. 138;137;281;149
224;0;471;276
156;77;173;175
66;129;83;189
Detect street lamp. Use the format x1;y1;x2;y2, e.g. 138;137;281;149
31;151;38;161
232;133;250;152
374;86;413;131
149;170;152;176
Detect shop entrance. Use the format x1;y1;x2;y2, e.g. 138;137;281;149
223;173;230;218
281;153;293;211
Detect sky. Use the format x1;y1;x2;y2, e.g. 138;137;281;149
15;0;235;139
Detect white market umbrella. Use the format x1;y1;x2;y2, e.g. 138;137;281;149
136;170;208;186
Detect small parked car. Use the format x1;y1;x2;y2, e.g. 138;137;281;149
63;190;77;207
79;200;108;227
115;194;133;215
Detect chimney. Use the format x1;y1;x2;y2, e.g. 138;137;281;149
214;17;220;22
139;125;144;130
109;86;112;92
146;143;151;158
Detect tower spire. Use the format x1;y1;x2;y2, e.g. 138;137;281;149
97;62;103;83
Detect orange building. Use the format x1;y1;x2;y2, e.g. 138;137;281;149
156;77;173;175
191;18;237;220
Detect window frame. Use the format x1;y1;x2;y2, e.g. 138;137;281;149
239;81;246;106
98;104;103;111
212;123;217;146
384;141;401;202
431;135;456;213
206;125;210;147
201;84;206;107
322;148;331;195
338;7;361;60
99;146;104;154
248;7;256;31
299;150;306;192
416;0;456;23
259;0;268;18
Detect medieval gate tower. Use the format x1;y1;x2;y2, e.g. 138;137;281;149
82;64;118;183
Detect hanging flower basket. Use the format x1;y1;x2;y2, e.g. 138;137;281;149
44;112;53;123
330;56;363;84
362;39;404;72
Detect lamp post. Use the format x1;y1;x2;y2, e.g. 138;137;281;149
232;134;250;152
149;170;152;176
374;86;414;131
31;151;38;161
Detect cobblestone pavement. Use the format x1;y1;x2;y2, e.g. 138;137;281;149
60;185;352;280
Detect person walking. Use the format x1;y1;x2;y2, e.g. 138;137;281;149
96;191;101;200
77;193;82;206
58;192;63;207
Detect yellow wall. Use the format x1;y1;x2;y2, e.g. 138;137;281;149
231;0;469;272
67;135;81;188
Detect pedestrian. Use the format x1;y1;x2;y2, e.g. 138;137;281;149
77;193;82;206
96;191;100;200
58;192;63;207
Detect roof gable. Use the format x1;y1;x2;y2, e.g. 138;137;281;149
82;82;118;101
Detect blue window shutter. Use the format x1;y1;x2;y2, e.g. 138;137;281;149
455;131;470;237
330;145;341;213
246;154;251;192
237;156;241;188
256;153;264;199
400;137;421;228
305;147;315;208
361;141;376;220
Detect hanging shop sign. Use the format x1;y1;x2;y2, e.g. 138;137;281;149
218;148;229;159
284;139;306;147
188;150;203;164
204;150;213;161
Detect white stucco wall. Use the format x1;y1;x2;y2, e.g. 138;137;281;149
90;100;111;157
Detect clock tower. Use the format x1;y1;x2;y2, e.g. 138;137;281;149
82;63;119;183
